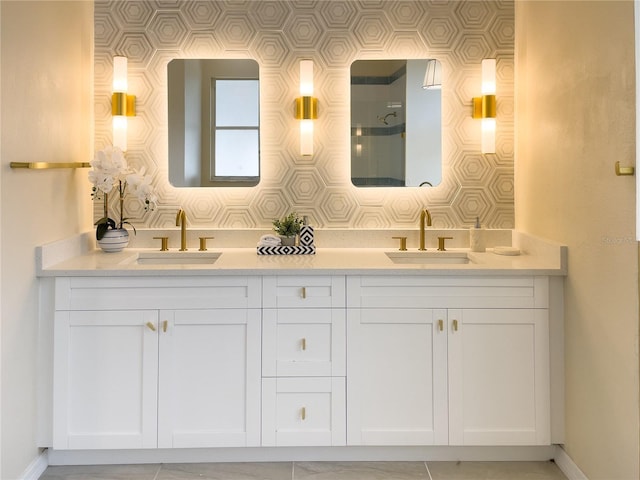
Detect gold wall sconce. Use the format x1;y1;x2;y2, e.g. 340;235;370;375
294;60;318;156
472;59;496;154
112;56;136;151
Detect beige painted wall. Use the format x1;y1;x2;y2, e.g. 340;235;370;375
0;1;93;478
515;1;639;479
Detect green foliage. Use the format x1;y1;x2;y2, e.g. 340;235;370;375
272;212;303;237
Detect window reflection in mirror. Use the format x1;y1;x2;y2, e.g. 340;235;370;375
350;59;442;187
168;59;260;187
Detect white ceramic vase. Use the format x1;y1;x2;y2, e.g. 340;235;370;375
97;228;130;253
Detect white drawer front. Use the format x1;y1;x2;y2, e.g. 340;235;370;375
262;377;346;447
262;309;346;377
263;276;346;308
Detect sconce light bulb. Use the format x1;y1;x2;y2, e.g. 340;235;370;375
300;119;314;156
300;60;314;96
481;58;496;95
113;116;128;152
113;56;128;93
481;118;496;154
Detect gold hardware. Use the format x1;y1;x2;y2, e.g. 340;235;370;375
472;94;496;119
176;208;188;251
295;96;318;120
153;236;169;251
301;407;306;420
146;321;156;332
111;92;136;117
199;237;214;251
615;161;635;176
301;287;307;299
163;321;168;333
10;162;91;169
419;208;432;251
452;319;458;332
392;236;407;251
302;338;307;350
438;319;444;331
437;236;453;251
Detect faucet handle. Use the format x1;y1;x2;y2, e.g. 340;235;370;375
199;237;214;251
153;236;169;251
437;236;454;251
392;236;408;251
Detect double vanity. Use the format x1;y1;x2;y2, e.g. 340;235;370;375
37;230;566;465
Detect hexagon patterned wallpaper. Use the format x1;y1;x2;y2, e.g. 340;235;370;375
94;0;514;230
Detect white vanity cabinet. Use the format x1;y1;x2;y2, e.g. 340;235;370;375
346;275;551;447
53;309;160;449
261;275;346;446
52;276;261;450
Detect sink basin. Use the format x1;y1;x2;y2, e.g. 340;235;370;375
385;251;471;265
135;251;221;265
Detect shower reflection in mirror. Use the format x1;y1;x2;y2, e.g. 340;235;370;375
351;59;442;188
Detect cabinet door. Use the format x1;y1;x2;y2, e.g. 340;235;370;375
53;310;159;450
346;308;448;445
158;309;261;448
448;309;550;445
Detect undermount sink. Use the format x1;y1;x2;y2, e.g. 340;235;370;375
135;251;221;265
385;250;471;265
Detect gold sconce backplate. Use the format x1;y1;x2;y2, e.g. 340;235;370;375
295;96;318;120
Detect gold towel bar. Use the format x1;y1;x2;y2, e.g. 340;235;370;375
10;162;91;169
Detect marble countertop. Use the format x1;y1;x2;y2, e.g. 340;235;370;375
37;244;567;277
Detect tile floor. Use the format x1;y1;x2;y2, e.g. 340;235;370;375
40;460;569;480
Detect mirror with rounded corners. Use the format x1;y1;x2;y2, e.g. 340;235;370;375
168;58;260;187
351;59;442;187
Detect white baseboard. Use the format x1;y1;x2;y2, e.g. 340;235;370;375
19;449;48;480
554;445;588;480
47;445;556;466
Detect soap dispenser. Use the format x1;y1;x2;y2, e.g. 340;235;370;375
469;217;486;252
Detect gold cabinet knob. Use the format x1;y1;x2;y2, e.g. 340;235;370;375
392;236;407;251
199;236;214;251
146;321;157;332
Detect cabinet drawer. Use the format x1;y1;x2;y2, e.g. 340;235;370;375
263;309;345;377
55;276;262;310
262;377;346;447
347;276;549;309
263;276;345;308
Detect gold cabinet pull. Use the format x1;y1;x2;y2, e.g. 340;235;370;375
301;407;306;420
452;319;459;332
301;287;307;299
615;161;635;176
438;319;444;331
301;338;307;350
162;321;168;333
146;321;156;332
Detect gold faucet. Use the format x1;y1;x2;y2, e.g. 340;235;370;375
176;208;187;251
419;208;432;251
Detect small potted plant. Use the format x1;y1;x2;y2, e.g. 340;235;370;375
272;212;303;246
